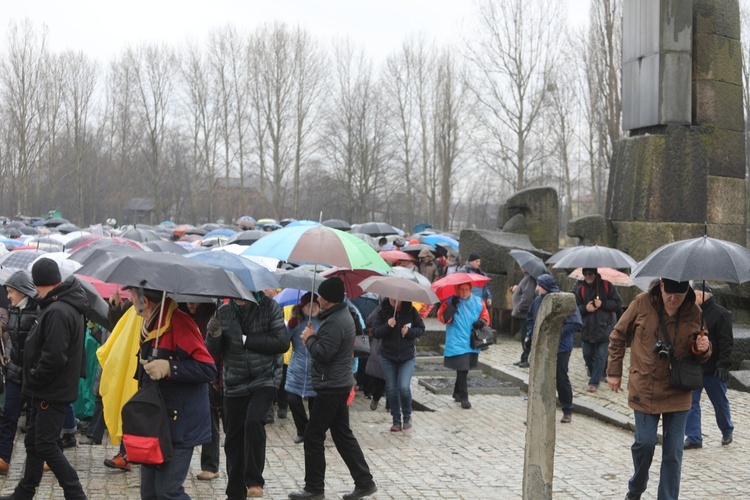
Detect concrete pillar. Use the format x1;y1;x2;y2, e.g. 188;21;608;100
522;292;576;500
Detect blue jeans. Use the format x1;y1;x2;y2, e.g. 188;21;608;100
629;410;688;500
685;374;734;445
62;404;76;434
582;340;609;386
140;445;194;500
380;356;415;423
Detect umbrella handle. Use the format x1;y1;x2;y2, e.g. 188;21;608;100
691;329;707;356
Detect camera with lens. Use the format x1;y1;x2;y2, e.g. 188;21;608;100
652;340;673;360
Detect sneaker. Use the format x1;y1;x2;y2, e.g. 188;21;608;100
197;470;219;480
104;452;132;471
60;432;77;449
343;483;377;500
517;361;530;368
293;435;305;444
722;433;733;445
560;413;572;423
390;422;402;432
683;440;702;450
278;408;288;419
587;385;598;393
369;399;379;411
403;417;412;431
0;458;8;476
247;486;263;497
78;435;102;445
460;400;472;409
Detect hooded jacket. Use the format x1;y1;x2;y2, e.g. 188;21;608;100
418;249;440;283
368;299;424;363
574;274;622;344
6;296;40;385
608;283;712;414
23;276;88;403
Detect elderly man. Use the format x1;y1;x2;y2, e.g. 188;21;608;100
608;278;711;500
1;259;87;500
289;277;377;500
684;282;734;449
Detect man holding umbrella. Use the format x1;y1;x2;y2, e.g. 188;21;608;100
684;282;734;449
608;278;711;500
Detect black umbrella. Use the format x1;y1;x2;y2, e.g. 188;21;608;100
274;267;327;292
1;228;22;238
226;230;266;246
70;245;144;271
56;223;80;234
631;236;750;284
143;240;189;254
551;245;637;270
185;228;209;236
43;217;70;228
401;243;448;259
200;223;223;232
545;246;584;265
83;252;255;300
72;276;112;330
509;249;548;279
18;227;38;235
119;228;164;242
322;219;352;231
355;222;398;237
6;221;26;229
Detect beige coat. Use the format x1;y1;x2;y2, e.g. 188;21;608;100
608;285;711;415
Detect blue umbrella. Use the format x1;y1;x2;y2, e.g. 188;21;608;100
186;250;280;291
285;220;319;228
274;288;308;307
204;228;237;239
0;238;25;250
422;234;459;251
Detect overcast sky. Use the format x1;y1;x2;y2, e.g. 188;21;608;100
2;0;591;64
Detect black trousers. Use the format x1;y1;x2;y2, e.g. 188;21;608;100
517;317;530;362
303;391;374;494
276;365;289;411
288;394;315;437
223;387;277;499
15;398;86;500
453;370;469;401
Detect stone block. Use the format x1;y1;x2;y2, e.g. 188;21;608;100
611;221;707;261
459;229;547;276
693;34;743;85
693;80;744;131
731;327;750;370
705;127;746;178
694;0;741;39
659;51;692;124
567;215;608;245
503;187;559;253
609;135;666;222
707;176;746;225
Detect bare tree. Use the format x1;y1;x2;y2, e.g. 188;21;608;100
464;0;562;192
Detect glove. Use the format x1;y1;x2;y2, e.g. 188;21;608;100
451;296;460;307
207;316;222;338
715;367;730;382
472;320;486;330
140;359;171;381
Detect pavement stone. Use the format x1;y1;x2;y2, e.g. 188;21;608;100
0;327;747;498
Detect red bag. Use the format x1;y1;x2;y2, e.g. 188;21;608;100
121;383;172;465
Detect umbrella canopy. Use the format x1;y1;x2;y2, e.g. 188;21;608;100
65;234;102;250
226;230;266;246
76;274;132;300
551;245;637;270
546;246;584;265
31;252;82;278
2;228;23;239
71;276;113;330
142;240;189;254
81;252;254;300
274;288;310;307
242;225;391;273
389;266;433;287
358;275;439;304
275;267;327;292
354;222;398;237
56;223;80;234
184;228;209;236
508;249;548;279
286;220;319;228
186;250;280;292
349;232;378;250
173;224;196;238
69;237;145;257
431;272;491;301
322;219;351;231
204;228;237;238
631;235;750;284
69;243;144;267
236;216;256;230
0;237;25;251
43;217;70;228
402;243;447;259
119;227;164;242
422;234;459;251
378;250;417;263
321;267;383;299
569;267;635;287
0;249;49;270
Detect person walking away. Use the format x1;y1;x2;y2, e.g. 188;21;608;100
368;298;424;432
437;282;490;409
684;282;734;449
285;293;320;444
511;270;537;368
608;278;711;500
207;290;288;499
0;271;39;476
289;277;377;500
575;268;622;392
0;259;87;499
457;253;492;309
525;274;581;423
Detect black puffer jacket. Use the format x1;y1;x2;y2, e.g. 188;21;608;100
575;277;622;344
207;295;288;397
5;298;40;384
23;277;88;404
699;297;733;375
307;302;355;393
367;299;424;363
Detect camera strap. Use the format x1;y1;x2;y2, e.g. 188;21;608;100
658;311;679;346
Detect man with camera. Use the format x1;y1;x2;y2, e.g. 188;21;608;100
684;282;734;449
608;278;711;500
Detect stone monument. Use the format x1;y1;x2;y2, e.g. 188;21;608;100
606;0;746;260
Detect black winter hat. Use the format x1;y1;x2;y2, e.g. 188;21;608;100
317;277;345;303
31;257;62;287
467;252;481;262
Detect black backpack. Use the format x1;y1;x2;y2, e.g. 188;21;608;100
121;382;172;465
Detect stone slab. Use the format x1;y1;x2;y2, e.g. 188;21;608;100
705;127;746;178
694;0;741;39
707;176;746;225
693;79;744;131
693;33;743;85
